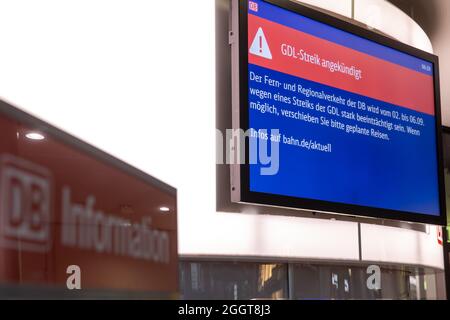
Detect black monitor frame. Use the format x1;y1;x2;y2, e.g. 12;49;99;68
230;0;446;226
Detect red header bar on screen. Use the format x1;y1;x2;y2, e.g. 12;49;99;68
248;14;435;116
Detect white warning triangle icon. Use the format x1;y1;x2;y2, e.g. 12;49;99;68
249;27;272;60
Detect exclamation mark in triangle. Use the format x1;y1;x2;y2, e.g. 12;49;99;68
249;27;272;60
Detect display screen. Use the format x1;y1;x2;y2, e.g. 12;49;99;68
240;0;444;222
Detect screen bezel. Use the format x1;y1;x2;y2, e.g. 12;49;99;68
236;0;446;225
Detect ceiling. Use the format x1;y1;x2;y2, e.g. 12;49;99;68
387;0;440;37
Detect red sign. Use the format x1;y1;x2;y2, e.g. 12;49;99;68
248;14;435;115
0;100;178;296
437;226;443;245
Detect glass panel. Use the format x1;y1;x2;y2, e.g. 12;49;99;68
290;264;367;300
179;261;288;300
289;263;444;300
180;261;446;300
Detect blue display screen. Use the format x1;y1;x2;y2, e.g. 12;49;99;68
247;0;440;216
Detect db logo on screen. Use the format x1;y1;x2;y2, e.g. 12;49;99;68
0;154;52;253
249;1;259;12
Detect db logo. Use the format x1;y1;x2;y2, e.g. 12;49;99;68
249;1;259;12
0;154;52;252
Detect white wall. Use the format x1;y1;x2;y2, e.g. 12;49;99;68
0;0;443;269
297;0;352;17
355;0;433;53
296;0;433;52
428;0;450;126
361;224;444;269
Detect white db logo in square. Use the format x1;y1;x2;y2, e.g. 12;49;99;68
249;1;259;12
0;154;52;252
